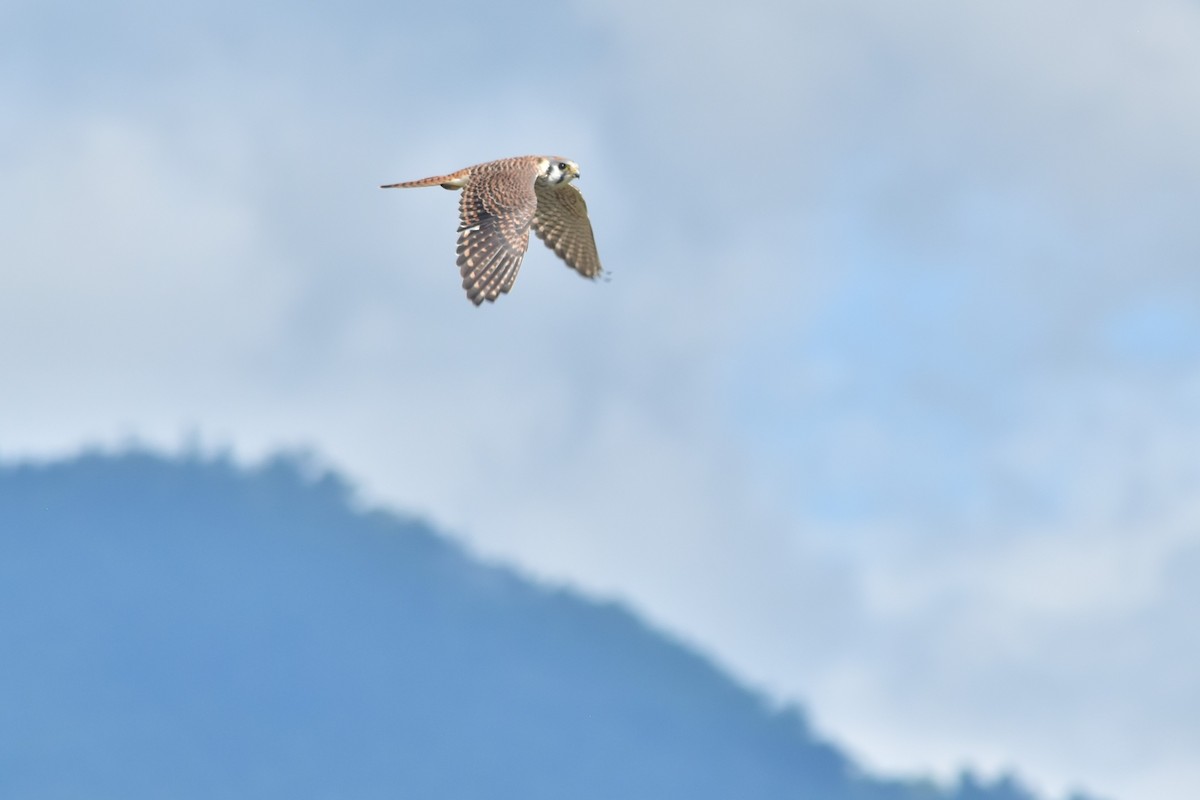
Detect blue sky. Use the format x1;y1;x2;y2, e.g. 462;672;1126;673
4;2;1200;798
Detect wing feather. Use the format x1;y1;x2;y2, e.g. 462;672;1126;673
455;161;540;305
531;183;604;280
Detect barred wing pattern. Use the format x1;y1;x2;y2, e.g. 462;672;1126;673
455;159;541;305
532;183;603;279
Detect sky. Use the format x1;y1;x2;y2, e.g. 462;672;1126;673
4;1;1200;798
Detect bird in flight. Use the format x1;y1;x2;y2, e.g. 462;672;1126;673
381;155;604;305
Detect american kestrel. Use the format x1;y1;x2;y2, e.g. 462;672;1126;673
381;155;604;305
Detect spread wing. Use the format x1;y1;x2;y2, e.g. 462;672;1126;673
532;183;604;280
456;161;540;305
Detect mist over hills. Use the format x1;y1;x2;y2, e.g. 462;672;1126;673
0;451;1098;800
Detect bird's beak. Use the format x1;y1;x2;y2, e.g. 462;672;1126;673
570;164;581;179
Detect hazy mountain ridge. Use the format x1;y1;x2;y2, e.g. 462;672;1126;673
0;451;1101;800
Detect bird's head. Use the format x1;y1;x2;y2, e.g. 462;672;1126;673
539;157;580;186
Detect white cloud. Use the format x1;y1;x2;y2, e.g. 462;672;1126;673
798;375;1200;800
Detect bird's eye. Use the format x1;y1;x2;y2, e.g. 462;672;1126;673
558;162;567;170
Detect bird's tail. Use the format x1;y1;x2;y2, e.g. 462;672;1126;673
380;170;469;190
